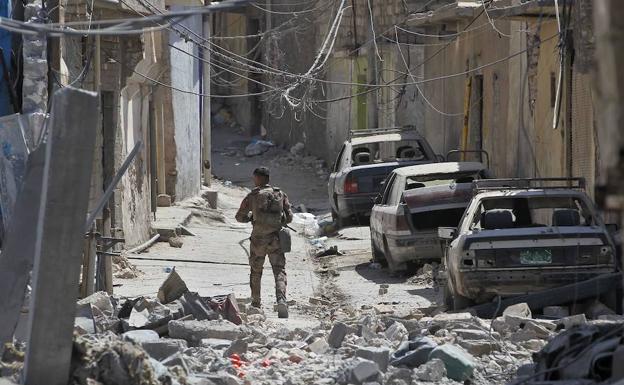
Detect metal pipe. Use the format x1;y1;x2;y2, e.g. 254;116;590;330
126;233;160;254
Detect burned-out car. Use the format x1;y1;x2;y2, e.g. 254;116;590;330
370;161;491;272
440;178;621;311
328;127;438;227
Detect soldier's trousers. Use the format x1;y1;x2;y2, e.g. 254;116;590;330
249;234;287;305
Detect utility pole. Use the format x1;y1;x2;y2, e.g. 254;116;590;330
202;2;211;187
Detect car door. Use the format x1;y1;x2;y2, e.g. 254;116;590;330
328;144;347;212
371;172;397;248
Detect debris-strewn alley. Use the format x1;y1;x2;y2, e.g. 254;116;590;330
0;1;624;385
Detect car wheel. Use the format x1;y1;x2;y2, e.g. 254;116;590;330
331;209;343;229
452;293;474;311
383;238;403;273
445;279;473;311
443;284;453;309
370;232;386;264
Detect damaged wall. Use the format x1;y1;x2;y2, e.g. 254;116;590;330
165;8;202;202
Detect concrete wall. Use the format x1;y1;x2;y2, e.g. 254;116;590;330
167;9;202;201
118;32;163;246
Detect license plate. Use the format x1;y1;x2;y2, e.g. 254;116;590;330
520;249;552;265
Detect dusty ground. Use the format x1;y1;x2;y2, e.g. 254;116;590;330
115;126;439;326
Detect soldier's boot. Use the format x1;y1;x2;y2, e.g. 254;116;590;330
276;300;288;319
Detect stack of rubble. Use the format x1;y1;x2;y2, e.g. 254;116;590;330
268;142;329;181
3;266;622;385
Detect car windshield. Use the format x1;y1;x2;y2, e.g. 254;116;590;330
351;140;427;165
405;171;483;189
470;195;594;230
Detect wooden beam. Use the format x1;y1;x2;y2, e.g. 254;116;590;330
23;87;98;385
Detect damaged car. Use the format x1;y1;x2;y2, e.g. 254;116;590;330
370;161;491;272
328;127;438;228
439;178;621;312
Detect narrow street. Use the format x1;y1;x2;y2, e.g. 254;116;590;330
117;125;439;326
0;1;623;385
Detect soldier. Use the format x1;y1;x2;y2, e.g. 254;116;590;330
235;167;293;318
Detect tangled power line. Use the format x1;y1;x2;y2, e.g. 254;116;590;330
2;0;560;120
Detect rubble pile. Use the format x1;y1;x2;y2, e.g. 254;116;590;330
407;264;436;286
269;143;329;181
16;289;613;385
5;260;621;385
112;254;142;279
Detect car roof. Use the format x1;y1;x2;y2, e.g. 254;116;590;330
474;189;589;199
350;132;422;146
393;162;485;177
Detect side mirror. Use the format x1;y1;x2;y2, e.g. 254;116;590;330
438;227;457;240
374;194;382;205
606;223;619;235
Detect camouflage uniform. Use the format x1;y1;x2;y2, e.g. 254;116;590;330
235;184;293;307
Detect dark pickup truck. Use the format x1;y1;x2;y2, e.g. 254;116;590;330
328;127;438;227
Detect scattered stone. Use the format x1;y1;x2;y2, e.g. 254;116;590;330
328;322;354;348
168;319;242;344
161;351;190;374
390;336;437;367
384;322;408;347
350;359;381;384
122;330;160;343
560;314;588;329
520;339;546;352
201;372;242;385
168;237;184;248
77;291;114;316
453;328;494;340
543;306;570;318
309;297;331;306
356;347;391;372
414;358;447;382
428;344;476;382
457;339;497;356
200;338;232;349
224;339;248;357
290;142;305;156
246;306;264;316
373;304;394;315
141;339;188;361
503;302;532;318
307;338;330;354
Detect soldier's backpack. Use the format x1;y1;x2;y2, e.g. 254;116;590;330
254;187;284;228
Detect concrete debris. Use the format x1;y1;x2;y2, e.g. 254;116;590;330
428;344;476;382
244;140;274;157
307;338;330;354
414;358;447;382
327;321;355;348
168;237;184;248
503;302;532;318
356;347;391;372
390;336;437;368
112;253;142;279
350;359;381;384
141;339;188;361
384;322;408;347
122;330;160;343
290;142;305;156
168;319;242;345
